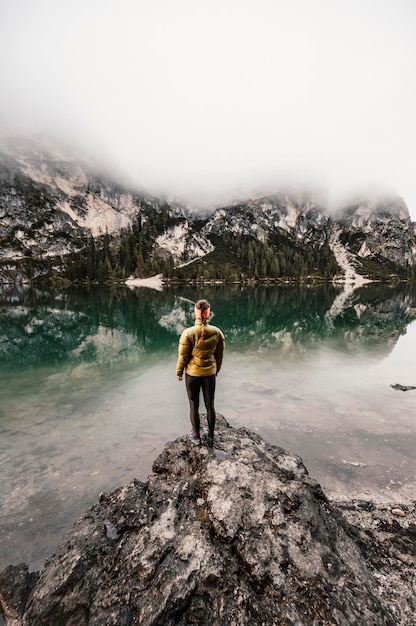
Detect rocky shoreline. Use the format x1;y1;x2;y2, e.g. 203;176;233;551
1;415;415;625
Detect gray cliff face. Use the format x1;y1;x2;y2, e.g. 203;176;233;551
1;136;416;282
155;220;214;265
1;416;414;625
203;193;331;246
336;197;416;267
202;192;416;272
0;136;141;241
0;138;180;253
0;139;130;282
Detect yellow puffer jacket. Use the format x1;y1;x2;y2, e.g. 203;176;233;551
176;320;225;377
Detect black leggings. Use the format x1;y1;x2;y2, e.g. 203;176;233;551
185;374;216;436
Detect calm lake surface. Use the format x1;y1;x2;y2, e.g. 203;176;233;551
1;282;416;571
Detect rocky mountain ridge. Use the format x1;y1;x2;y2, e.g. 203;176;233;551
1;136;415;283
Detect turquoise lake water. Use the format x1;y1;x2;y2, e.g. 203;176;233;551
1;282;416;570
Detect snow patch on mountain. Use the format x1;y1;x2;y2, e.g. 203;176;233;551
329;227;370;285
125;274;163;291
325;228;370;322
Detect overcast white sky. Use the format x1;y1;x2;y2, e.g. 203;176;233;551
1;0;415;217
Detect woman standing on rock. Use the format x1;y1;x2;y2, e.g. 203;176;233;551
176;299;225;446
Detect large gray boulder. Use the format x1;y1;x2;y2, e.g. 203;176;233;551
1;416;415;625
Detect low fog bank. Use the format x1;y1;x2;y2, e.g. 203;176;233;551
1;130;412;222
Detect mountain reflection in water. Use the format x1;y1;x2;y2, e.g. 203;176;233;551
0;282;416;571
1;282;416;369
